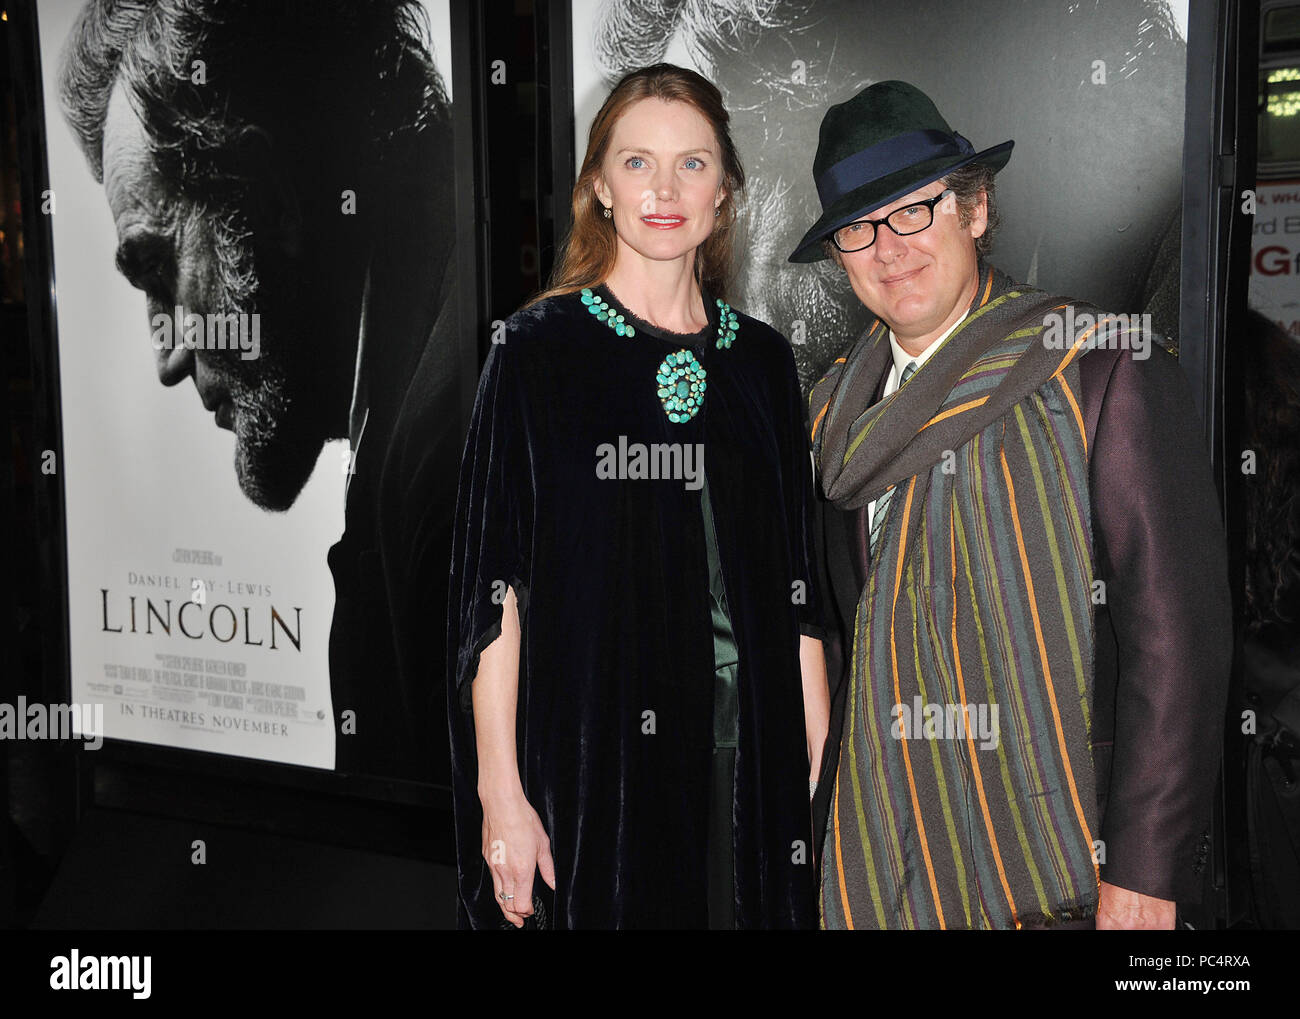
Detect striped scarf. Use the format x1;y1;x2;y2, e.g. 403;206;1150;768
810;265;1121;929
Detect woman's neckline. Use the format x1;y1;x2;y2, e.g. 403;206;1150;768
593;283;716;344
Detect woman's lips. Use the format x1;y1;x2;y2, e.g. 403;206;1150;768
641;215;685;229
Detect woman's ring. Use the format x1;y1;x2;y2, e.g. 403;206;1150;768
499;892;514;901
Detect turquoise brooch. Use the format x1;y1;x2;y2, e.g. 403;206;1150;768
657;350;707;423
715;298;738;349
581;286;740;424
579;288;635;337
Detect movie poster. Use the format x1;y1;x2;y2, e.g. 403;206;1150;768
1250;181;1300;333
35;0;462;782
572;0;1190;390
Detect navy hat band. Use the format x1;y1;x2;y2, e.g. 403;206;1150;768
815;129;975;208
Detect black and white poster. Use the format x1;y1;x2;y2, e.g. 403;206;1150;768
572;0;1190;388
35;0;464;782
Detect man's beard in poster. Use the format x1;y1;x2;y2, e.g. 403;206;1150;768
733;174;868;389
205;206;329;514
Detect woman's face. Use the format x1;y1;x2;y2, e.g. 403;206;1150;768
594;97;725;272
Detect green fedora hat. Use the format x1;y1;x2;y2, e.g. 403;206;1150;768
788;80;1013;263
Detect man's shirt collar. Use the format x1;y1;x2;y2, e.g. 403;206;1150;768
887;310;968;382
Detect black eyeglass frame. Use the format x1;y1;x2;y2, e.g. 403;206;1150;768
830;189;956;253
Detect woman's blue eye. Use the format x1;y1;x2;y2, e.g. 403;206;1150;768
684;158;702;170
627;156;645;169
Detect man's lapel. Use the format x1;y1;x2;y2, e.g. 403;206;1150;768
872;357;892;402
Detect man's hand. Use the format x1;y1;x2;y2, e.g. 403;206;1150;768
1096;880;1175;929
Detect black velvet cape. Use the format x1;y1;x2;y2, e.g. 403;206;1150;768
446;289;822;929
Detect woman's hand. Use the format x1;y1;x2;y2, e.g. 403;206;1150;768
480;785;556;927
471;584;558;927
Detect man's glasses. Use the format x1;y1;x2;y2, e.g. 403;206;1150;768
831;189;955;253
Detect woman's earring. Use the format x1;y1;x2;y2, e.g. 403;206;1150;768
715;207;721;218
603;206;612;219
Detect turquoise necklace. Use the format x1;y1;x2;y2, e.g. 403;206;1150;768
580;287;636;336
579;287;740;423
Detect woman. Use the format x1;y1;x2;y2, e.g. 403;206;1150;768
447;63;828;929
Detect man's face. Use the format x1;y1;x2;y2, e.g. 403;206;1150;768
101;83;323;512
837;183;986;352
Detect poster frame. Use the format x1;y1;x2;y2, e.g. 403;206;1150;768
7;0;487;847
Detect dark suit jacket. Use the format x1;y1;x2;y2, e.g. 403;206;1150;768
811;342;1231;905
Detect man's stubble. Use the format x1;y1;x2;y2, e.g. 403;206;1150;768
206;215;337;513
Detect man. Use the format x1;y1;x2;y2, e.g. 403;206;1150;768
59;0;463;782
791;81;1231;929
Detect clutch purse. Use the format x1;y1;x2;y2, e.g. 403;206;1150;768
498;891;551;930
